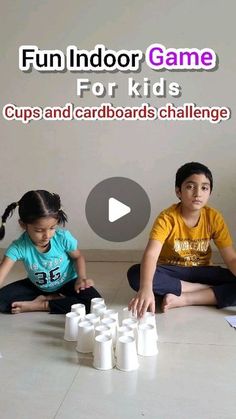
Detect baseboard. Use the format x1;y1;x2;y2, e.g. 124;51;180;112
81;249;143;262
0;247;224;264
82;249;223;264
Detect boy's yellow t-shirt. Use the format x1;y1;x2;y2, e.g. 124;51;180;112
149;204;232;267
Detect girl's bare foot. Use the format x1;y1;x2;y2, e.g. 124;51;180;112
11;292;64;314
11;295;49;313
11;293;64;314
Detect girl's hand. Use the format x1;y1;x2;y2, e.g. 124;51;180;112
128;288;155;318
0;256;16;288
75;278;94;293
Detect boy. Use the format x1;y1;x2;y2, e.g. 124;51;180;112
128;162;236;317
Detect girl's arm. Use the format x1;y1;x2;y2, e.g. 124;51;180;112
0;256;16;287
128;239;163;318
218;246;236;275
68;249;94;293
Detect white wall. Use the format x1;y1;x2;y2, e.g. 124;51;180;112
0;0;235;249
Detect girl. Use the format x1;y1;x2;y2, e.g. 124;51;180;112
0;190;102;314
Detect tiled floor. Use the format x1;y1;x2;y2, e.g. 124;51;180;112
1;259;236;419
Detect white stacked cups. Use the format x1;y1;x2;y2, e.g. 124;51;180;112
122;318;139;343
92;304;107;317
76;320;94;353
85;313;100;327
64;302;159;370
71;303;86;318
115;325;134;356
139;312;158;341
94;324;112;339
116;335;139;371
91;298;105;310
103;309;119;327
122;307;137;322
101;317;117;347
64;312;80;341
137;324;158;356
93;334;115;370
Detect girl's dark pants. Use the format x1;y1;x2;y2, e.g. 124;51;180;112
0;278;101;314
127;264;236;308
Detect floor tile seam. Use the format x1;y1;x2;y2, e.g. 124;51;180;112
52;366;82;419
106;276;128;305
109;287;124;305
159;340;236;347
88;260;134;263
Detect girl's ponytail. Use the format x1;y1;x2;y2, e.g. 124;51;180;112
52;193;68;226
0;202;18;240
57;209;68;226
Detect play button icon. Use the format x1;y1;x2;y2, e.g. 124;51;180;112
108;198;131;222
85;177;151;242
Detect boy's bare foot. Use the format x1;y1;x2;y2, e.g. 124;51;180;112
11;294;63;314
162;293;187;312
162;288;217;312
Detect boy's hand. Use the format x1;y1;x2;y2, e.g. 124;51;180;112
128;288;155;318
75;278;94;293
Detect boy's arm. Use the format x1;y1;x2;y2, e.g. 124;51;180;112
218;246;236;276
128;239;163;318
68;249;94;293
0;256;16;287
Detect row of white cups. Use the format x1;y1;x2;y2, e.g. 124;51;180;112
64;298;158;372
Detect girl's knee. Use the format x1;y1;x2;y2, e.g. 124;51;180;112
0;300;11;313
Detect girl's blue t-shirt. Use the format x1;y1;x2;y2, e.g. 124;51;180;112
5;229;78;292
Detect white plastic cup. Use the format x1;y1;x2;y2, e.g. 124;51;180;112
122;318;138;343
139;312;158;341
71;303;86;318
115;325;134;356
94;324;112;338
92;303;107;317
117;325;134;339
64;312;80;341
103;309;119;328
76;320;94;353
91;298;105;311
101;317;117;346
93;334;115;370
137;324;158;356
122;307;137;322
93;325;112;355
85;313;100;326
116;335;139;372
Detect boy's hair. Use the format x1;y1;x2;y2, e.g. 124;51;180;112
0;190;68;240
175;162;213;191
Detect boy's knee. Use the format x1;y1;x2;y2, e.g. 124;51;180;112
127;264;140;291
